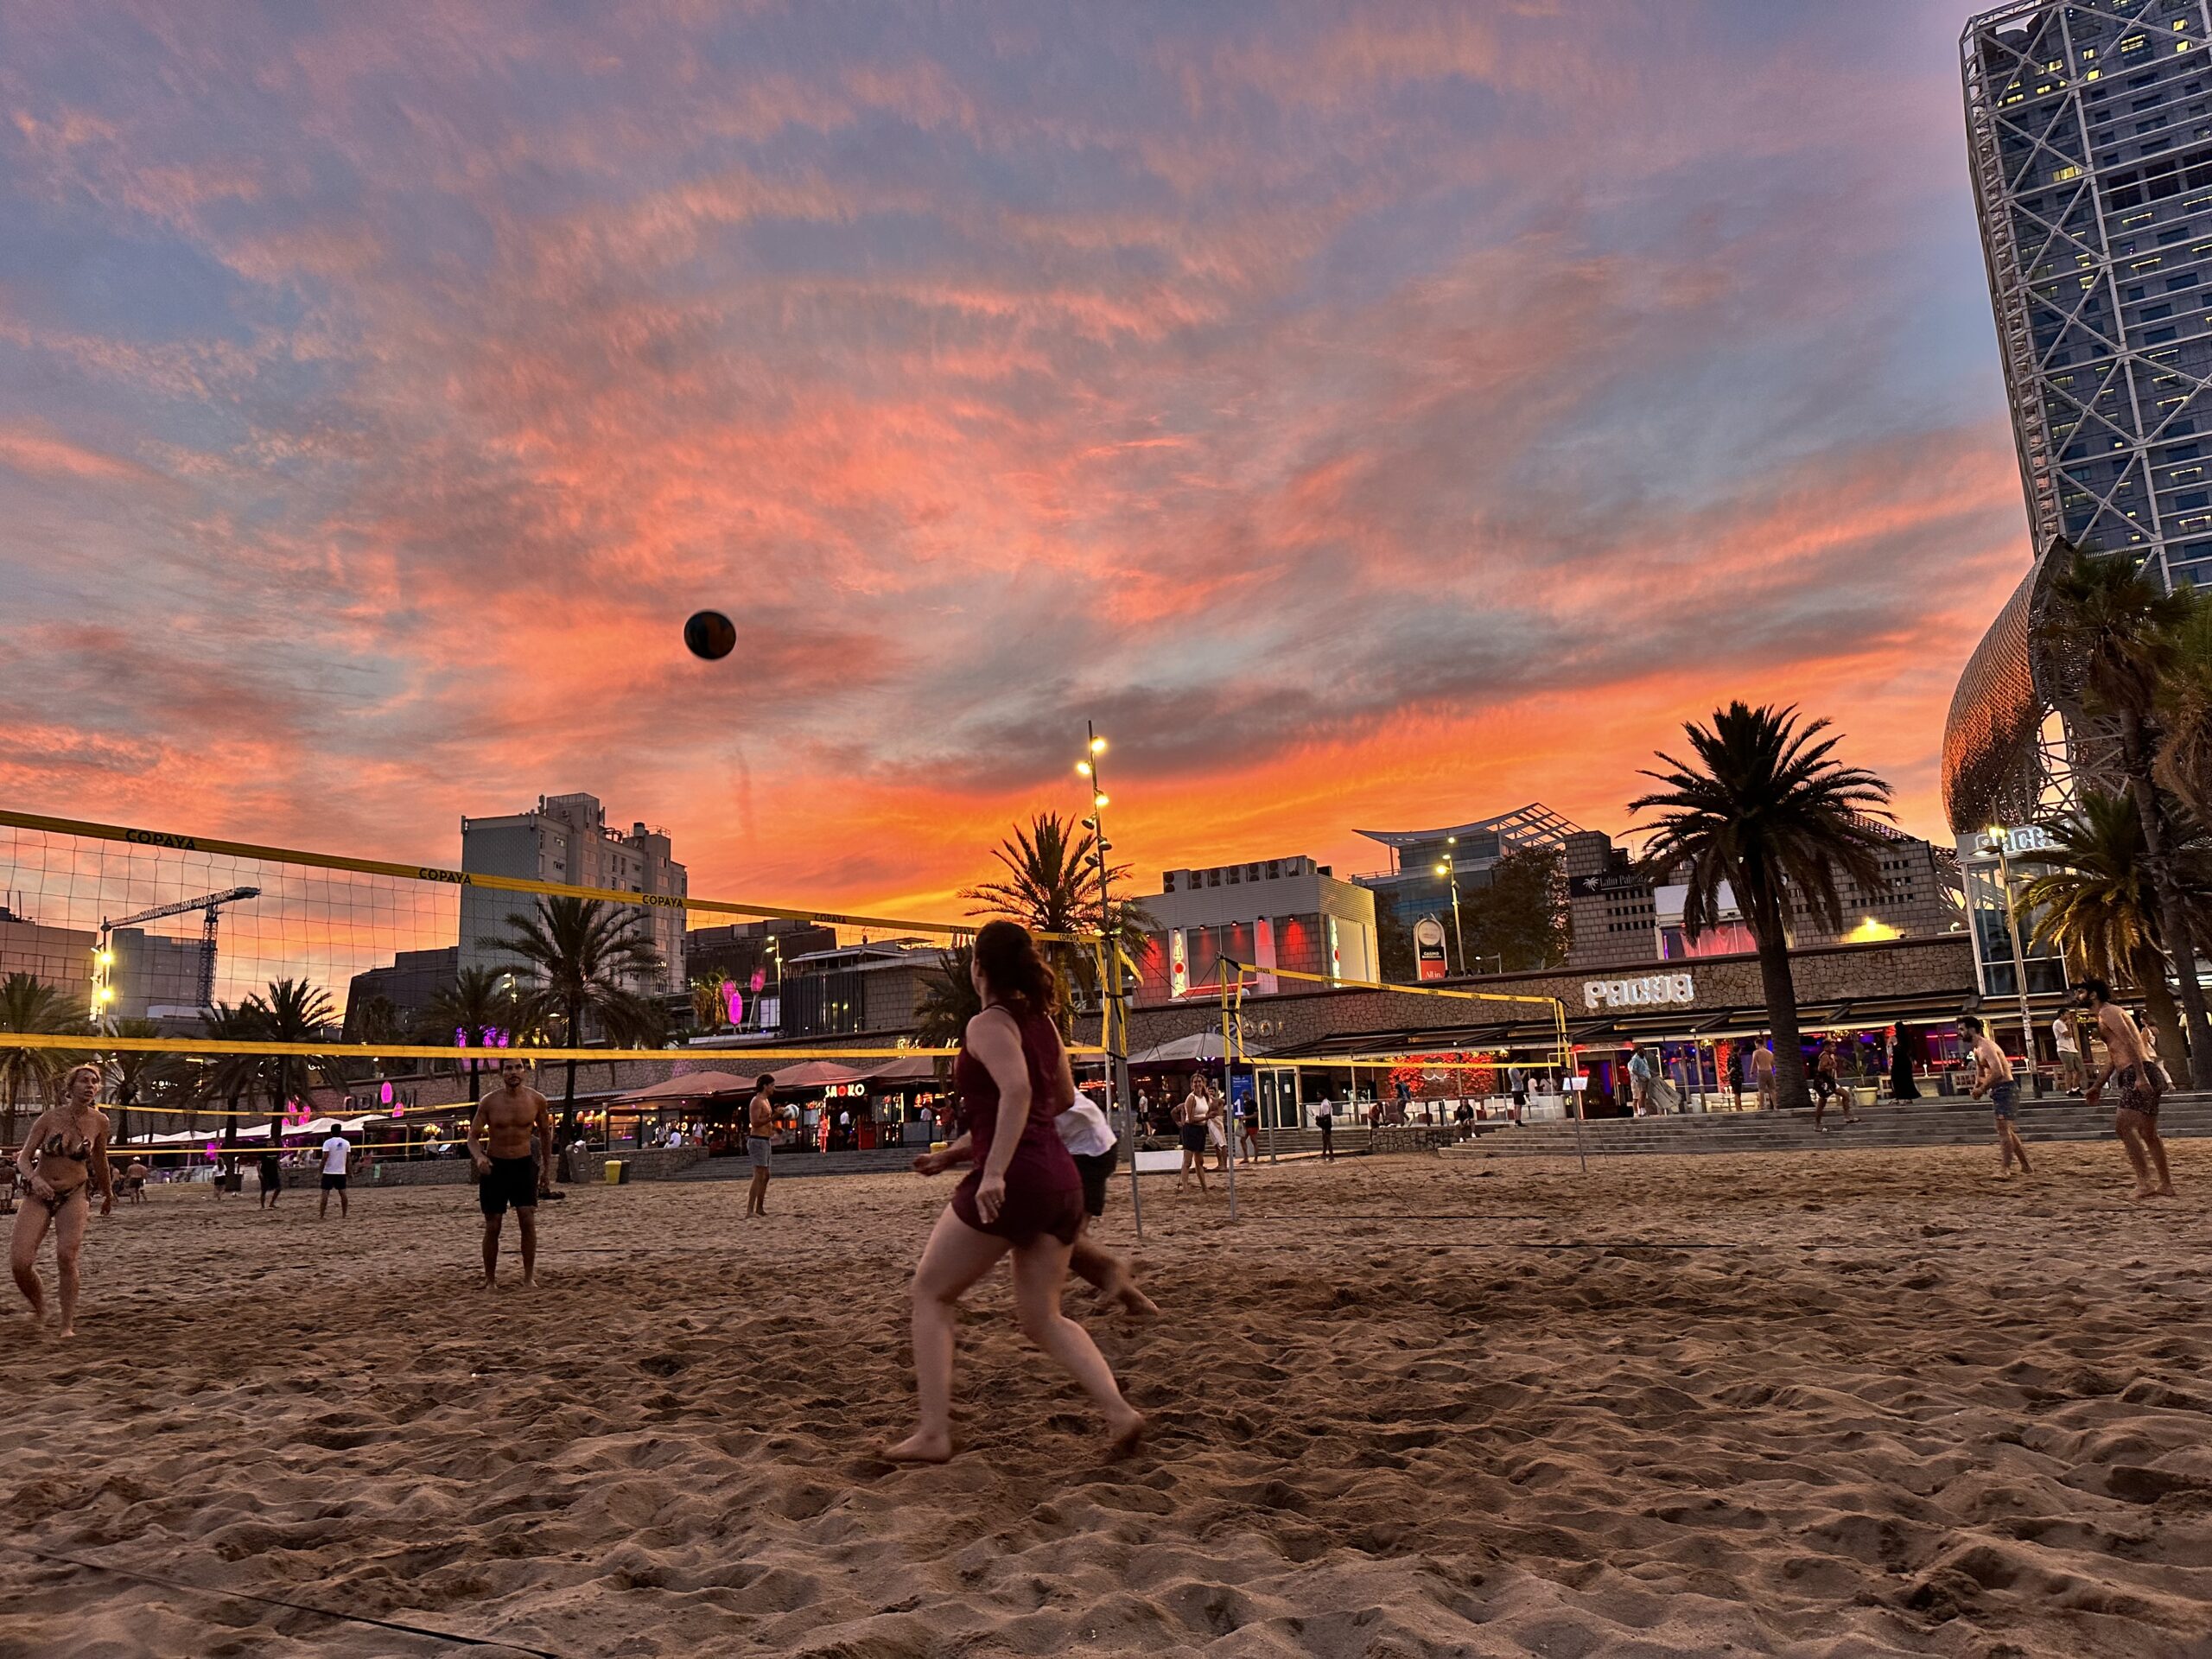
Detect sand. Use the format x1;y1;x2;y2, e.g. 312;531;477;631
2;1141;2209;1658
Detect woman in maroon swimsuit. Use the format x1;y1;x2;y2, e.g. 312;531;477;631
887;921;1144;1463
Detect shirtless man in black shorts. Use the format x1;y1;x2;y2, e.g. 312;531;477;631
469;1058;555;1286
2079;977;2177;1199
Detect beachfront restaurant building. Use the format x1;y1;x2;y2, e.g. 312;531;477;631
1121;932;2066;1128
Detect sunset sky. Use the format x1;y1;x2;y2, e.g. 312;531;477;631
1;2;2024;923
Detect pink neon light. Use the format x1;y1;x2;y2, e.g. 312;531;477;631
725;984;745;1025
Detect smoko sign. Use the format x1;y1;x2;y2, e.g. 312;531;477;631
1584;973;1695;1011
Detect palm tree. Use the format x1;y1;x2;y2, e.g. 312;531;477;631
194;1000;270;1152
416;967;526;1104
689;976;732;1033
2012;789;2205;1067
914;942;982;1050
104;1018;183;1147
251;978;345;1135
488;896;666;1137
1629;702;1894;1112
2;972;85;1147
2154;585;2212;827
2044;547;2212;1084
962;812;1156;1031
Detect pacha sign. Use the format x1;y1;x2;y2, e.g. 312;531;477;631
1584;972;1695;1011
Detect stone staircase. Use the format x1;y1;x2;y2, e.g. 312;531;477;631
1445;1094;2212;1159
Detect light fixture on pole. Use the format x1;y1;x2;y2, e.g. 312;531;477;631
1077;721;1141;1240
1433;851;1466;977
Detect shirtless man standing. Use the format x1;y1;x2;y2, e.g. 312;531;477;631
745;1075;776;1218
1961;1015;2031;1178
2079;977;2177;1199
1749;1038;1776;1110
469;1058;554;1286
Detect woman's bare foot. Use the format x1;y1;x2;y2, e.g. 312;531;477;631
2131;1184;2160;1200
1103;1408;1146;1458
883;1430;954;1464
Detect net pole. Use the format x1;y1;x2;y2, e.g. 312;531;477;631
1219;959;1237;1222
1558;997;1587;1173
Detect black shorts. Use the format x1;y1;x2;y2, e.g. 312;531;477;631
1071;1148;1117;1218
479;1155;537;1217
321;1173;346;1192
1179;1123;1209;1154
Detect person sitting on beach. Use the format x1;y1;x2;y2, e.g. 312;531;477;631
1960;1014;2031;1179
10;1064;112;1339
2078;977;2176;1199
1173;1078;1213;1194
888;920;1143;1464
470;1058;555;1287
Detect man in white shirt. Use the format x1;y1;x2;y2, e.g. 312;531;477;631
319;1133;352;1219
2052;1012;2084;1095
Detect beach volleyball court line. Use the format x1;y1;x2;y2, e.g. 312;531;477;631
7;1542;568;1657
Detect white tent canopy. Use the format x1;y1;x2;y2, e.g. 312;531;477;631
1127;1032;1230;1065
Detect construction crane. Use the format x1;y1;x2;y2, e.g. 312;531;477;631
93;887;263;1018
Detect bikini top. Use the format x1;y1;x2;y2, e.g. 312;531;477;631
41;1128;92;1165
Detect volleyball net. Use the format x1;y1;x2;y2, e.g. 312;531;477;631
0;805;1101;1156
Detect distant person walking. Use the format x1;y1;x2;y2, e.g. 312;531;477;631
1627;1045;1654;1116
2053;1012;2084;1096
2078;978;2176;1199
1750;1039;1776;1110
1315;1098;1337;1161
889;920;1142;1462
1236;1090;1259;1163
746;1076;776;1217
1889;1024;1922;1101
319;1132;352;1218
257;1147;283;1209
1961;1015;2031;1179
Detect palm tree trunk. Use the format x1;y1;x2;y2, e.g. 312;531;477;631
2123;712;2212;1086
2134;948;2189;1081
3;1077;16;1150
1752;893;1812;1112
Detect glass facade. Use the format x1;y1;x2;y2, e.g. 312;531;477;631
1966;0;2212;587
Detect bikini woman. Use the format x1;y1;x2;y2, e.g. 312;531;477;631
889;920;1144;1463
11;1063;113;1338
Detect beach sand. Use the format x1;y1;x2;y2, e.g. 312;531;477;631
2;1141;2208;1657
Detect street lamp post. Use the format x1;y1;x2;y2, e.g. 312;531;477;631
1077;723;1141;1241
1980;826;2041;1097
1433;845;1466;977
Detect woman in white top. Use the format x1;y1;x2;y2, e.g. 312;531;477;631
1056;1094;1156;1316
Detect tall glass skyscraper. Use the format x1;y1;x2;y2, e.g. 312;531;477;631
1965;1;2212;587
